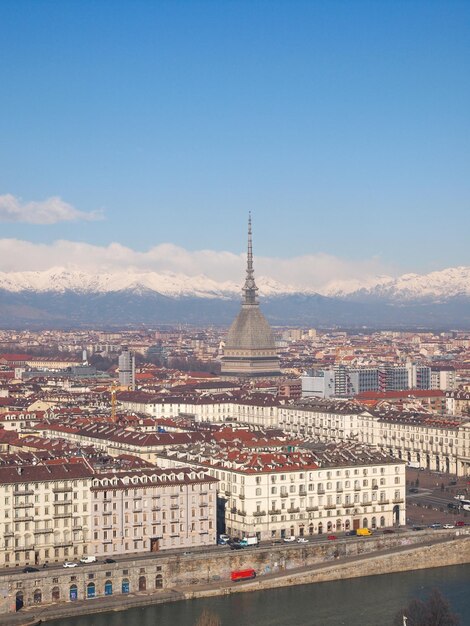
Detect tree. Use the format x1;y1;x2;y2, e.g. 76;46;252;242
393;589;460;626
194;609;222;626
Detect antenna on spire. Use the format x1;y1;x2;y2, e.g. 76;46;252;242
242;212;259;305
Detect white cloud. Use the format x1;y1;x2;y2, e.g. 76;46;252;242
0;194;103;224
0;238;395;294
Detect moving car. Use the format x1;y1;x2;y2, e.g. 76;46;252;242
231;568;256;582
104;558;116;563
63;561;78;568
283;536;296;542
80;555;97;564
327;535;338;541
297;537;309;543
23;566;39;573
356;528;372;536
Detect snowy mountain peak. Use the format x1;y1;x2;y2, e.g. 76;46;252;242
0;267;303;299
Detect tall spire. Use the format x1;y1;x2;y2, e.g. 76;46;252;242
242;212;259;305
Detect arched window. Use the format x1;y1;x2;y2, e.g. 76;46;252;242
87;582;95;599
371;517;377;529
345;519;350;530
105;580;113;596
122;578;130;594
155;574;163;589
52;586;60;601
380;516;386;527
318;522;323;534
336;519;342;531
69;585;78;601
16;591;24;612
327;521;332;532
33;589;42;604
138;576;146;592
362;518;368;528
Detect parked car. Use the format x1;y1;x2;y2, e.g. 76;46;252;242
455;521;465;527
412;526;425;531
297;537;309;543
104;558;116;563
382;529;395;534
345;530;356;536
429;523;442;529
23;567;39;573
283;536;296;542
80;555;97;564
63;561;78;568
230;543;243;550
443;524;454;529
218;534;230;545
327;535;338;541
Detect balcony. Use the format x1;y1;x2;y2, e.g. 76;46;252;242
306;506;318;512
287;507;300;514
54;499;72;506
13;502;33;508
270;509;281;515
253;511;266;517
230;507;237;514
323;504;336;510
372;485;378;490
170;504;179;510
237;510;247;517
393;498;404;504
34;528;53;534
317;489;325;495
13;515;34;522
14;489;34;496
238;494;245;500
53;512;72;519
280;493;288;498
379;499;390;505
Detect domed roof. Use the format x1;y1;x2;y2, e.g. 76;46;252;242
225;304;277;351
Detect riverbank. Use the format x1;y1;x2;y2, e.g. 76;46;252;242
5;535;470;626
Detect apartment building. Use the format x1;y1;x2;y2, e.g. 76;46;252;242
278;400;470;476
158;442;406;539
90;468;217;556
0;462;93;568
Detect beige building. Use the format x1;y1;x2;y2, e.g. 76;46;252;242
158;442;406;539
0;462;93;568
90;468;217;556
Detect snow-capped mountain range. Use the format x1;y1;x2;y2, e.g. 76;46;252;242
1;265;469;302
0;267;301;299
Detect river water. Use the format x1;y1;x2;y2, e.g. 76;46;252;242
50;564;469;626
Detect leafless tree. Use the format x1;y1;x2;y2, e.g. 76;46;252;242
393;589;460;626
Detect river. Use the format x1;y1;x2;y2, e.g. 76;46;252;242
50;564;469;626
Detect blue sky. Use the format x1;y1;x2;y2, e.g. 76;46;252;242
0;1;469;286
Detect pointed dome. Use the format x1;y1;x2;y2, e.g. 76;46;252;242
221;214;280;378
225;306;277;351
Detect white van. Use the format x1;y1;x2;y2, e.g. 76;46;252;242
80;555;97;564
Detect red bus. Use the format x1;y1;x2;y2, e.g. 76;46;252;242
231;568;256;582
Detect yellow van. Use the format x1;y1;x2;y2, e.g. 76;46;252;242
356;528;372;536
